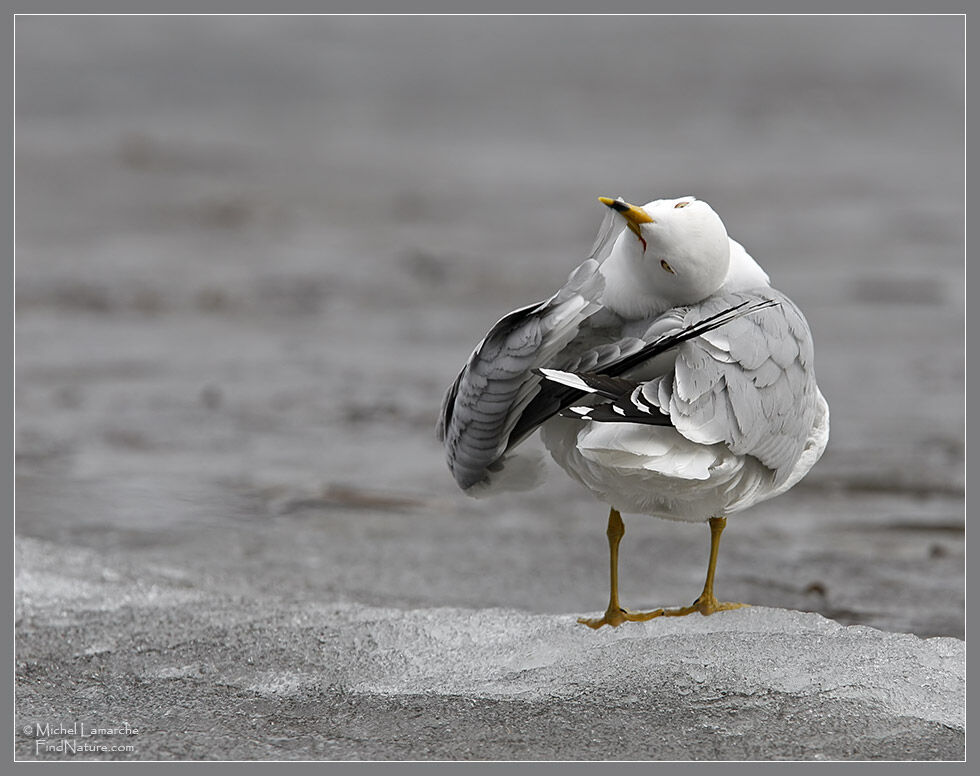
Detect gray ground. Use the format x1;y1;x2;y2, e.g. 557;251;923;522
16;536;965;760
16;17;964;761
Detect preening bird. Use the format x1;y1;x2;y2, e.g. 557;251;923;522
437;195;829;628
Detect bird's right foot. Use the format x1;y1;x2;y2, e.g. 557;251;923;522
578;595;748;628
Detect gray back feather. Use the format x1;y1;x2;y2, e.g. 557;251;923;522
669;289;818;485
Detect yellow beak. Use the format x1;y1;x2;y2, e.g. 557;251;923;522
598;196;654;239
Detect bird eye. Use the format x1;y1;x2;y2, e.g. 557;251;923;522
674;201;689;209
660;260;676;274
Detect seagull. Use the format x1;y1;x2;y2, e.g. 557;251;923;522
437;195;829;628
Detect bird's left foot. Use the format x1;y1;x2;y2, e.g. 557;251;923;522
577;605;668;629
579;595;747;627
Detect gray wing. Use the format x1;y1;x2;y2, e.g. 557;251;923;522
546;289;818;487
437;259;609;490
671;289;817;484
439;263;783;490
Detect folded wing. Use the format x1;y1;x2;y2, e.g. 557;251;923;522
439;256;790;491
540;289;818;487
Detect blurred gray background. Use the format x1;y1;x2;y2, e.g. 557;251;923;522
17;14;963;656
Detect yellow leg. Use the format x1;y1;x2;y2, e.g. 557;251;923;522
579;515;747;629
578;507;632;629
652;516;748;618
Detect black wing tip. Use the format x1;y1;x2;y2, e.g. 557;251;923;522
560;402;674;426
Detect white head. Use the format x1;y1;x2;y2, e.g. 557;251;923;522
598;195;732;316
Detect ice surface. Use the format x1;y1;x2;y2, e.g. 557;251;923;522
16;537;963;760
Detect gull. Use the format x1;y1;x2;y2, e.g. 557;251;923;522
437;195;829;628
